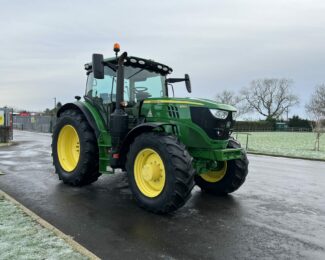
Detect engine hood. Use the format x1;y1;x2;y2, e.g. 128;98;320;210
142;97;237;112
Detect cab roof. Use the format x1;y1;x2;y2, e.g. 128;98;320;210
84;55;173;76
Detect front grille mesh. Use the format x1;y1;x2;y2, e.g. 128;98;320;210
190;107;233;140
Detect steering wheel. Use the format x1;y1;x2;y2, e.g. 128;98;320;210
135;86;148;93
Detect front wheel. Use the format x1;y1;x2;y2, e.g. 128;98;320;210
195;138;249;195
126;133;195;214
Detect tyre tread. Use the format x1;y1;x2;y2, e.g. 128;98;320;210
126;132;195;214
52;109;101;186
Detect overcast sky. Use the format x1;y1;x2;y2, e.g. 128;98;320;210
0;0;324;118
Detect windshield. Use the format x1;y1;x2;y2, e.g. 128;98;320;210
86;66;166;105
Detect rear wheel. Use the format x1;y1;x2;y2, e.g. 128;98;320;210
126;133;195;214
52;109;101;186
195;138;248;195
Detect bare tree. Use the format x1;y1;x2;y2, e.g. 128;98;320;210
306;84;325;151
241;78;299;119
215;90;250;118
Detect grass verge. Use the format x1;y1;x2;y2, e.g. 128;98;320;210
0;142;12;147
235;132;325;160
0;190;99;260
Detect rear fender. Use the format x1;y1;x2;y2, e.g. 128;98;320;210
57;102;100;137
57;102;111;173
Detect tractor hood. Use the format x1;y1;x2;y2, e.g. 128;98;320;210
143;97;237;112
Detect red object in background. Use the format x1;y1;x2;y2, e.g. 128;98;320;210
19;111;31;116
113;153;120;159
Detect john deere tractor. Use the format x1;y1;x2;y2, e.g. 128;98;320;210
52;44;248;213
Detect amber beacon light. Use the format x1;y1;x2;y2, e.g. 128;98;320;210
113;43;120;53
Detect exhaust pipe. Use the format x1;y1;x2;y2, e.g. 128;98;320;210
115;52;127;110
110;52;129;167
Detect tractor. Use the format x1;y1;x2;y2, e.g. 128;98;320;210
52;43;248;214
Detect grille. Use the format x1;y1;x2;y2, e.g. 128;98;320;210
190;107;234;140
167;105;179;119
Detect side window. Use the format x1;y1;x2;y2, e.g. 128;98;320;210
85;68;130;104
133;76;165;102
86;72;94;96
93;75;115;103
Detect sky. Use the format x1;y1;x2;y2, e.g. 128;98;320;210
0;0;324;118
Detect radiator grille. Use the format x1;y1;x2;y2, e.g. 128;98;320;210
190;107;234;140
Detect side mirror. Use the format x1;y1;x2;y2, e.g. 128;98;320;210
92;54;104;79
185;74;191;93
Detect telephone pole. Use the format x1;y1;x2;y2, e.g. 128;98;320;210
54;97;57;113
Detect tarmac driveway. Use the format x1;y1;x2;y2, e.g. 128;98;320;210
0;130;324;259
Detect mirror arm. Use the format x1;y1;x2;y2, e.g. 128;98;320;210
166;78;186;83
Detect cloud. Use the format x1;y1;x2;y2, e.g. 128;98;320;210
0;0;324;117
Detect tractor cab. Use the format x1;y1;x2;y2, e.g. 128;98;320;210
84;56;173;106
84;55;176;127
84;51;191;125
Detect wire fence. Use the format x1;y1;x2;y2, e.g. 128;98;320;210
234;126;311;132
13;116;56;133
234;132;251;150
11;115;313;144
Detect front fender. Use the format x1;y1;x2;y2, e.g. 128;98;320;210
118;122;176;167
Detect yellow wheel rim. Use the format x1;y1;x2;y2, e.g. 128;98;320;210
57;125;80;172
134;148;166;198
200;162;227;183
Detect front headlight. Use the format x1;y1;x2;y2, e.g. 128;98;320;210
209;109;229;119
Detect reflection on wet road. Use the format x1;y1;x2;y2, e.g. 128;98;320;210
0;131;324;259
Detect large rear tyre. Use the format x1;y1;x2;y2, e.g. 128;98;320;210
52;109;101;186
126;133;195;214
195;138;248;195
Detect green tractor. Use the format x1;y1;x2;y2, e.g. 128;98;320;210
52;44;248;214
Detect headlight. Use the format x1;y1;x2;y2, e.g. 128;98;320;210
209;109;229;119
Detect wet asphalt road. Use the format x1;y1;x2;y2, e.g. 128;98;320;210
0;131;325;260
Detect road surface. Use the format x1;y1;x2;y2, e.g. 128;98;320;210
0;131;324;259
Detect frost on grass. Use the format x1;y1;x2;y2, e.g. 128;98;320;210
235;132;325;160
0;197;88;260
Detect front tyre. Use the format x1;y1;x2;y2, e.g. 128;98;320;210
195;138;249;195
52;109;101;186
126;133;195;214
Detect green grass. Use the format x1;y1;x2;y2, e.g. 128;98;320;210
0;196;87;260
234;132;325;160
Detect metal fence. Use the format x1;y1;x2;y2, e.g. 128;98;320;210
234;132;251;150
13;115;56;133
234;126;311;132
234;127;274;132
11;115;313;136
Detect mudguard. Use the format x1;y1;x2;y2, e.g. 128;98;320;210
57;102;100;138
118;122;176;166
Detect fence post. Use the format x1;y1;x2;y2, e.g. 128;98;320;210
246;134;249;150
